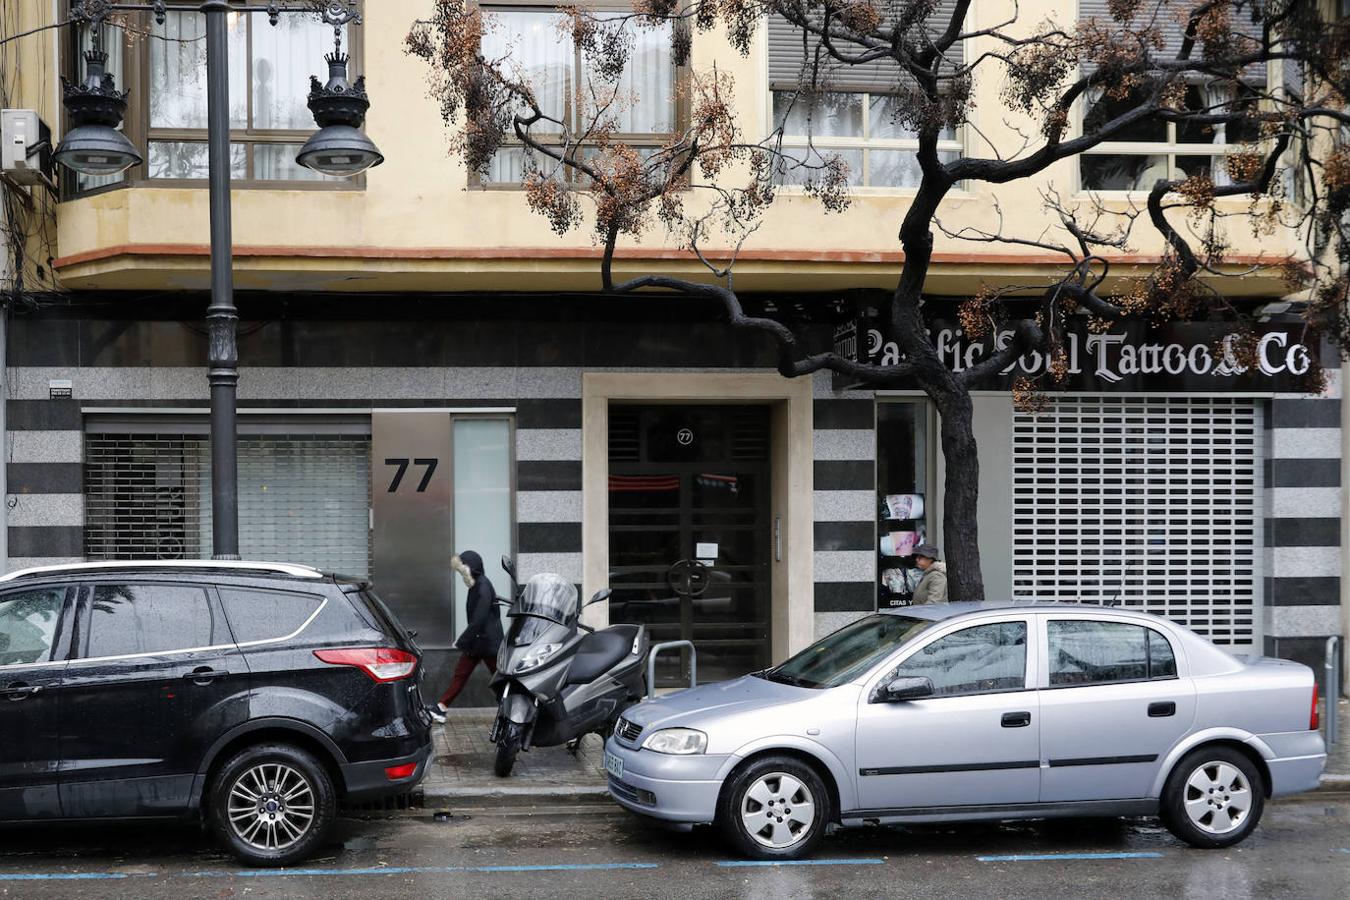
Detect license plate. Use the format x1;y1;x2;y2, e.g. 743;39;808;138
604;750;624;780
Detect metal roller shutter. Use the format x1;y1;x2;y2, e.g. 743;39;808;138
1011;396;1262;650
766;1;964;92
1078;0;1267;80
85;434;371;576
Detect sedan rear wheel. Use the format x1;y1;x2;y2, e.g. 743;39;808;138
1161;746;1264;849
718;756;828;860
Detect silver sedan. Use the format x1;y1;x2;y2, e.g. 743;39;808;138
603;602;1327;859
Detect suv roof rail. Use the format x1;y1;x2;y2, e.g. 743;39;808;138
0;560;325;583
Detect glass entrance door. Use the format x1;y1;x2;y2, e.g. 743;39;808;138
608;405;772;685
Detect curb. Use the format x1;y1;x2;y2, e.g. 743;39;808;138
1316;774;1350;793
416;782;613;808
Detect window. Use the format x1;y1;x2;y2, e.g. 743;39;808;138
765;614;933;689
764;6;963;189
219;588;322;643
86;584;214;658
770;91;961;188
890;621;1028;696
68;4;359;192
1048;620;1179;686
1080;83;1262;192
0;588;67;667
85;433;373;578
479;5;678;185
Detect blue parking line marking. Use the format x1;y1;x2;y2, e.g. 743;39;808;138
0;873;147;881
188;862;660;878
717;858;886;867
977;852;1164;862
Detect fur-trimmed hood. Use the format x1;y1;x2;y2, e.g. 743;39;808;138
452;550;484;589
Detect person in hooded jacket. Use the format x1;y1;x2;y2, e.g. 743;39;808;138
426;550;504;723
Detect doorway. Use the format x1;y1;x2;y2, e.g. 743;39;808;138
607;404;772;685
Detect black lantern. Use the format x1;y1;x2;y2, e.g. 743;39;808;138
296;51;383;177
53;48;142;176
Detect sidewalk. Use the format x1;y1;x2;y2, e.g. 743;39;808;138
419;708;608;807
418;700;1350;807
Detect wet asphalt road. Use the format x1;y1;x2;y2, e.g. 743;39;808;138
1;796;1348;900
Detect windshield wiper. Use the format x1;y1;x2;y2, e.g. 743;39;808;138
762;670;812;688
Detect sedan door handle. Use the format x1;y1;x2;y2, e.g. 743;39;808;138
2;682;43;701
1148;701;1177;718
183;667;225;686
1001;711;1032;728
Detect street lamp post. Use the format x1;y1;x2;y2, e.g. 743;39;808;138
56;0;380;560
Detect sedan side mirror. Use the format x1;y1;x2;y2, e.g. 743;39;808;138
874;675;935;703
585;588;613;608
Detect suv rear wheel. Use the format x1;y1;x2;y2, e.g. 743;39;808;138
209;742;336;866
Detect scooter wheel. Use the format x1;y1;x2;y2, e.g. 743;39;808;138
494;722;524;777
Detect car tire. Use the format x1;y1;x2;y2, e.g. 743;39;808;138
1160;746;1265;849
717;755;828;860
208;742;337;867
494;721;524;777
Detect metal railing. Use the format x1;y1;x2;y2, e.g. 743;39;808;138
1326;635;1342;749
647;640;697;700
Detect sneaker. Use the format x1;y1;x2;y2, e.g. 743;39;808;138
425;705;447;724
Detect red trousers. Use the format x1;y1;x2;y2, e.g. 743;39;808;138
438;654;497;707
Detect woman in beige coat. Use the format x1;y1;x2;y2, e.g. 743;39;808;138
909;544;948;604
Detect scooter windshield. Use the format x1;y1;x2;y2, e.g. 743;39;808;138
511;573;578;626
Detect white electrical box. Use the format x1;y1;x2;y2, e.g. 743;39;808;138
2;109;53;186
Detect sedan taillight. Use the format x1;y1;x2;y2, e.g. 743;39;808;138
314;647;417;683
1310;682;1320;731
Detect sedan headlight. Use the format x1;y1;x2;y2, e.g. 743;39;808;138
642;727;707;755
515;642;562;673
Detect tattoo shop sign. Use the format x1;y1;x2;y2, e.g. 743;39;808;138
832;317;1319;393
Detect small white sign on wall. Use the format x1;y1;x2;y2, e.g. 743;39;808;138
696;542;718;560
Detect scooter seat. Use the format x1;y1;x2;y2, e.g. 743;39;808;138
565;625;638;685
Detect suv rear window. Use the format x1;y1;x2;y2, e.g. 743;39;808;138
86;584;214;658
219;588;324;643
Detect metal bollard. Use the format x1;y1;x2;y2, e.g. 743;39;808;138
647;640;697;700
1327;635;1342;748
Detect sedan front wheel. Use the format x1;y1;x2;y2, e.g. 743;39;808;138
717;755;828;860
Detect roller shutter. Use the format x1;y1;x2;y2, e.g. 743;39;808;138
1011;396;1262;651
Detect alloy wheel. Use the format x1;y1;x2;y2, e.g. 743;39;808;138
740;771;816;849
227;762;317;851
1182;761;1252;835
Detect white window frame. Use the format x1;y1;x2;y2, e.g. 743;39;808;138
1076;82;1257;196
767;88;965;192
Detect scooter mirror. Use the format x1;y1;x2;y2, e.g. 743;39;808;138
501;556;516;580
584;588;613;608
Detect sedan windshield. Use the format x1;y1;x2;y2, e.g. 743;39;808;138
760;614;933;689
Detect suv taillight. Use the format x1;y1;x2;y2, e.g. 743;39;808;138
1310;682;1320;731
314;648;417;683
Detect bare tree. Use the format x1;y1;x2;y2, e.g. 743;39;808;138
408;0;1350;601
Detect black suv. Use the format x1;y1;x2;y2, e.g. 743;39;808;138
0;561;433;866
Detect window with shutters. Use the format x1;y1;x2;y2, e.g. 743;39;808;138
1011;396;1262;651
1077;0;1266;192
478;3;682;186
765;9;964;188
1079;82;1262;191
84;432;372;577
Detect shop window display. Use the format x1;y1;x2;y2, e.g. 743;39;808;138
876;402;930;607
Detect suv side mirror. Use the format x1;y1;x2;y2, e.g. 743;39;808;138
500;556;516;580
584;588;612;608
874;675;935;703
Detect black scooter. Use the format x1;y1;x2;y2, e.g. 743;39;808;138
488;557;650;777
